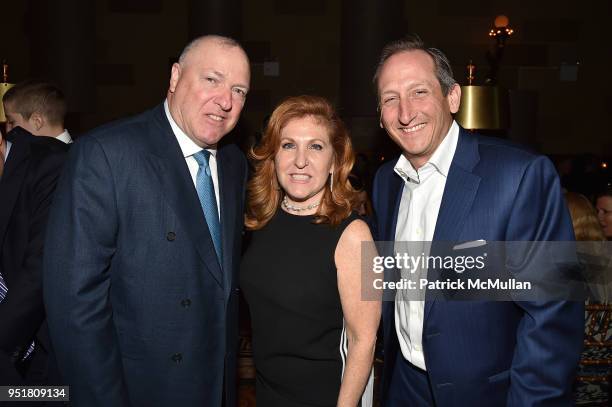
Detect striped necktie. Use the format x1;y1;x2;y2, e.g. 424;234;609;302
0;273;7;302
0;272;35;359
193;150;222;264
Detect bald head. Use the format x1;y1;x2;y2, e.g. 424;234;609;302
178;35;248;68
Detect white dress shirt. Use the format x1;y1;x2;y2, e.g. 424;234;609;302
3;140;11;160
394;120;459;370
1;139;11;179
164;100;220;218
55;130;73;144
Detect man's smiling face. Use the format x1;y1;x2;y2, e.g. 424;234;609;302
377;50;460;169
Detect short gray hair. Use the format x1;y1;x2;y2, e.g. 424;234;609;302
178;35;245;65
373;35;457;98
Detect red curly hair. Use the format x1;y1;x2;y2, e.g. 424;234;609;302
245;95;360;230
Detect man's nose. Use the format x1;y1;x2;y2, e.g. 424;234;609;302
398;98;415;126
215;87;232;111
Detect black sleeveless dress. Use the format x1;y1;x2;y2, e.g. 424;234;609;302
240;209;360;407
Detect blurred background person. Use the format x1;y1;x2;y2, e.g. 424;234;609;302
241;95;380;407
3;80;72;144
0;126;67;387
564;192;611;406
596;185;612;240
566;192;606;242
565;191;609;302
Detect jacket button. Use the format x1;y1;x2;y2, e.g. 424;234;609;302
171;353;182;363
166;232;176;241
181;299;191;308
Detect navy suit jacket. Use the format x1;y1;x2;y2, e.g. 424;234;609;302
43;105;247;406
372;127;584;406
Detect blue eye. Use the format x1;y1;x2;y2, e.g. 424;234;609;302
310;143;323;151
281;142;295;149
382;96;397;105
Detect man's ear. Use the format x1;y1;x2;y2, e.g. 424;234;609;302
30;112;45;132
169;63;181;93
447;84;462;114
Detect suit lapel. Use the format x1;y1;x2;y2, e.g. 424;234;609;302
432;173;480;242
425;130;481;319
387;176;404;242
0;138;30;250
148;105;224;287
380;164;404;242
382;166;404;333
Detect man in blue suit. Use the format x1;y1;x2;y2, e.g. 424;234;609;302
372;36;584;406
43;35;250;406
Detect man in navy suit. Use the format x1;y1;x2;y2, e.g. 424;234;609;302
43;35;250;406
371;36;583;406
0;127;66;385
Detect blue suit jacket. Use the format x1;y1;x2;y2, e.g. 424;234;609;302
372;128;584;406
43;105;247;406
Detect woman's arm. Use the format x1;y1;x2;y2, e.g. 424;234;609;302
335;219;381;407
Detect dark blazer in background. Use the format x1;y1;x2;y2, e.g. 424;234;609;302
43;104;247;407
0;127;67;384
372;128;584;406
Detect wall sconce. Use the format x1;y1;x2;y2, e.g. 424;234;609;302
485;15;514;85
489;15;514;48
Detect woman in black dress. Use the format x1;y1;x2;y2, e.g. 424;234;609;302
241;95;380;407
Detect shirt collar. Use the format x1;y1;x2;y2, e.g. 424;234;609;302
394;120;459;183
164;99;216;158
55;129;72;144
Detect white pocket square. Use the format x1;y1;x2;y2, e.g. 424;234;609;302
453;239;487;250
